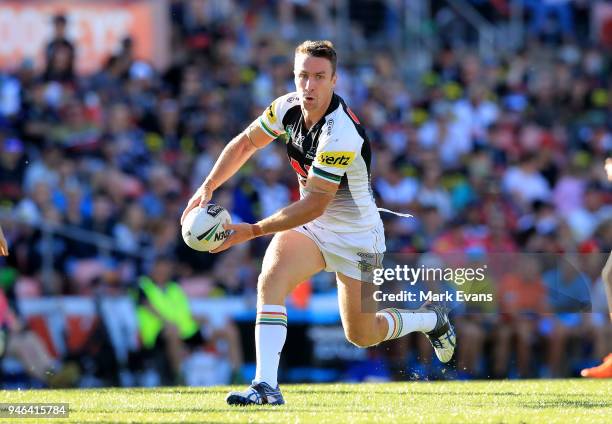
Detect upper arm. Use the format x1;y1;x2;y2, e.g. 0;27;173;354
256;93;299;139
243;123;276;149
246;93;299;149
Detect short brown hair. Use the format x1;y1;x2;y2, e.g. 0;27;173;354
295;40;337;74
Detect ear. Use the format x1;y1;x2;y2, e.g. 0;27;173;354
331;72;337;87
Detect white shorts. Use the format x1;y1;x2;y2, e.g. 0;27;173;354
292;220;386;282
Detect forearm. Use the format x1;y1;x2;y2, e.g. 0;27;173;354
203;132;256;190
253;197;324;237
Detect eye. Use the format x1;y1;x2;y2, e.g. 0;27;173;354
316;75;324;80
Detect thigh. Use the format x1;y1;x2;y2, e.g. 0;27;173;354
257;230;326;306
336;272;378;335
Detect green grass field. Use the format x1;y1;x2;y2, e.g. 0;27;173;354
0;380;610;423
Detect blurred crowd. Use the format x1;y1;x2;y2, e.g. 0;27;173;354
0;0;611;386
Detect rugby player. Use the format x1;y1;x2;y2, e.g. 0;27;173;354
581;158;612;378
181;41;456;405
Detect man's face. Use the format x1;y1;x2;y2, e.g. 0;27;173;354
294;53;336;111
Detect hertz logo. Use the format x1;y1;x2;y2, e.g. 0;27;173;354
316;151;355;168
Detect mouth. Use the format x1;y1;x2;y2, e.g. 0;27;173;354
302;94;315;102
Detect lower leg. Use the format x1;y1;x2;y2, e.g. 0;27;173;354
377;308;437;343
516;336;531;377
344;313;388;347
457;322;482;374
548;327;567;377
493;326;511;377
516;320;533;377
252;231;325;387
254;305;287;387
9;334;54;381
214;323;243;371
162;326;185;381
336;274;437;348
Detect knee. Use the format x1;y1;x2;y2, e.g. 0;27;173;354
256;272;275;302
257;271;276;293
257;270;292;305
344;328;377;348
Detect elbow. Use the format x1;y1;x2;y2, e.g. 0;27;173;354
232;134;256;156
305;201;327;221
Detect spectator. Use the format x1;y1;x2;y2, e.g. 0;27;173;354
495;256;549;377
502;153;552;207
0;289;79;387
0;137;27;205
132;256;205;384
131;256;242;385
541;257;595;376
566;182;612;243
43;14;76;84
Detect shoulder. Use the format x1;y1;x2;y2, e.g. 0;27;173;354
264;92;301;125
260;92;300;136
270;92;300;113
276;92;300;104
321;95;364;147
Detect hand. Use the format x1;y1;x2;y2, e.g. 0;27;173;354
606;158;612;182
210;223;259;253
0;226;8;256
181;183;214;225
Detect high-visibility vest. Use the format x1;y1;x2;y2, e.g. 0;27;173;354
136;276;199;349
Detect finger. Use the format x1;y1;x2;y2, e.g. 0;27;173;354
223;223;237;232
180;199;199;224
210;240;231;254
198;193;211;207
210;235;234;254
180;205;192;225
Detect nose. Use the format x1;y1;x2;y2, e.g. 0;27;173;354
304;76;315;91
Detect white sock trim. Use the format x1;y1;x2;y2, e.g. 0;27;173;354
258;304;287;313
378;308;437;341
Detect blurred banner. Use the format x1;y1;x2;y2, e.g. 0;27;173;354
0;0;169;73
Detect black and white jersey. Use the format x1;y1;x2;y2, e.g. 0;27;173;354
257;92;381;232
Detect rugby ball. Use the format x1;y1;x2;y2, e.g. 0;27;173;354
181;204;232;252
